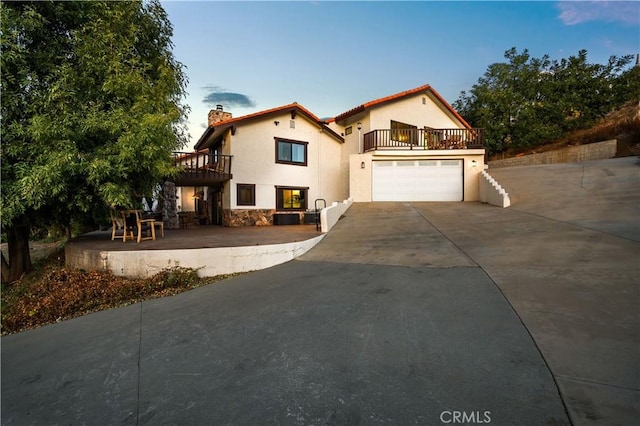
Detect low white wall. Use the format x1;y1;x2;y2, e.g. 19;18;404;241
90;235;325;278
479;171;511;208
320;198;353;233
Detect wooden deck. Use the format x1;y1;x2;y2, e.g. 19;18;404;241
68;224;322;252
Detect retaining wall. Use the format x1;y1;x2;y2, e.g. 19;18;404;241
488;139;617;169
65;235;325;278
320;198;353;233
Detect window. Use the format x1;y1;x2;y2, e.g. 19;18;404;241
237;184;255;206
391;120;418;144
275;138;308;166
276;186;307;211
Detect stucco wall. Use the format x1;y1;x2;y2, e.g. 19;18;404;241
225;112;346;212
178;186;197;212
334;91;468;205
66;235;325;278
334;92;464;139
369;93;463;131
488;140;617;169
349;150;485;202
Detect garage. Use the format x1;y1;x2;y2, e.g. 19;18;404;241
372;159;463;201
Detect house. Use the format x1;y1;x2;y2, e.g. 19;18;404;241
172;84;485;226
330;85;485;203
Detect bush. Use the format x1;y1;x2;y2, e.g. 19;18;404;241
1;264;238;335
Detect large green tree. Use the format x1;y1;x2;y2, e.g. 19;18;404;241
454;48;636;155
1;1;189;283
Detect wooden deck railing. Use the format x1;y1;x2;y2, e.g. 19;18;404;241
363;128;484;152
172;151;232;186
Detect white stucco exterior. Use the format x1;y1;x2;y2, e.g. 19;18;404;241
191;84;486;225
223;112;345;211
349;150;486;202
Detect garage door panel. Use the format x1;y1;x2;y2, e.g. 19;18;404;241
372;160;462;202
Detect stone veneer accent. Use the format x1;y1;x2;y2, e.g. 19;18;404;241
208;108;232;126
224;209;274;226
162;181;180;229
223;209;308;227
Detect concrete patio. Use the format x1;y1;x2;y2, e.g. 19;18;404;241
65;224;324;277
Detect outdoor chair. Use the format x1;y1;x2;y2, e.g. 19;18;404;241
110;211;127;241
122;210;156;243
152;218;164;238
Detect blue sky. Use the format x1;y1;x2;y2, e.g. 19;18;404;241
160;1;640;149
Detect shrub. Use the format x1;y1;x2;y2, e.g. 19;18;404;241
1;265;237;335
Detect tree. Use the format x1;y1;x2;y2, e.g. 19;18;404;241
1;1;189;283
454;48;636;155
548;50;634;131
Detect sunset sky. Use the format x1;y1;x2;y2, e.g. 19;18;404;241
160;1;640;148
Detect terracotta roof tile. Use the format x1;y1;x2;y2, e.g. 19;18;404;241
334;84;471;129
195;102;342;150
210;102;323;127
363;84;432;109
195;84;471;151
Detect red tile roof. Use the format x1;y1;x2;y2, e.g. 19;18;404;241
210;102;324;127
194;103;343;150
333;84;472;129
195;84;471;150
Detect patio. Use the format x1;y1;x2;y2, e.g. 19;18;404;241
65;224;324;278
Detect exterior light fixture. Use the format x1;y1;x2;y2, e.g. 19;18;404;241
361;161;365;169
274;121;280;126
357;122;362;130
471;160;478;168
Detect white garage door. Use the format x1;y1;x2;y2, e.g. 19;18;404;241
372;160;463;201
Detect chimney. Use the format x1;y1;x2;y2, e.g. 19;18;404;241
208;105;232;126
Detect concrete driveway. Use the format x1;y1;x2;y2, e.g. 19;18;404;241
476;157;640;425
2;157;637;425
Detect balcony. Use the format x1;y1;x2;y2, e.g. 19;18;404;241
363;128;484;152
171;151;232;187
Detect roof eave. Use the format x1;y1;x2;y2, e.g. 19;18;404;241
320;124;345;143
194;104;344;149
426;87;473;129
194;126;215;150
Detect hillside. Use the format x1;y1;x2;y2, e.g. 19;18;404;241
489;101;640;160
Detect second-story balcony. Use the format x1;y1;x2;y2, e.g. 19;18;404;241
363;128;484;152
171;151;233;187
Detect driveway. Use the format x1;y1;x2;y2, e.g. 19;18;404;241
473;157;640;425
2;157;637;425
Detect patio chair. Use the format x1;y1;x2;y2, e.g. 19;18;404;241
110;211;127;241
122;210;156;243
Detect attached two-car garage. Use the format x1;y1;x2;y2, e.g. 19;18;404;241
372;159;463;201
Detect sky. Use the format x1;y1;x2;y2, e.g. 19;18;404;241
160;1;640;149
